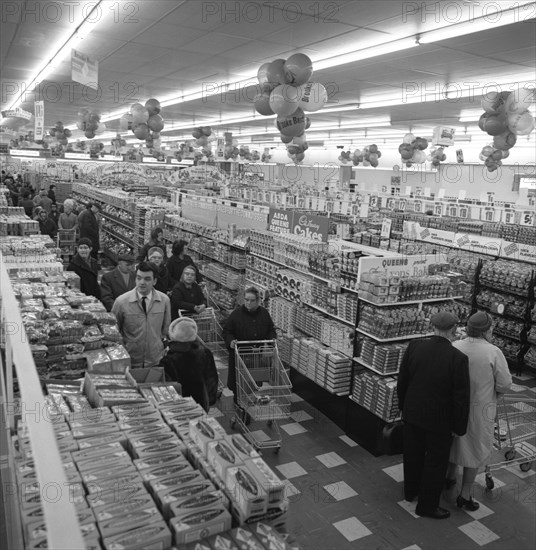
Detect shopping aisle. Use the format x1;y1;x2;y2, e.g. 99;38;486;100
214;373;536;550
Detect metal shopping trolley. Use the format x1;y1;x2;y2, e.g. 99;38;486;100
484;394;536;490
230;340;292;453
57;229;77;264
178;307;227;363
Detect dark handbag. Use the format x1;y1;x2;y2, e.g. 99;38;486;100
381;420;404;455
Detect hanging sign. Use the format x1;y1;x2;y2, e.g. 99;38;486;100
71;49;99;89
34;101;44;140
293;211;329;242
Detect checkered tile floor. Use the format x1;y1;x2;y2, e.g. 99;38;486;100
216;374;536;549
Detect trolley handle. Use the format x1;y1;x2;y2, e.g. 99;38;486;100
235;339;276;346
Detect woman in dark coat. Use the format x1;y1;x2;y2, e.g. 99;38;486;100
137;226;168;263
147;247;175;294
170;266;207;321
161;317;219;412
78;202;101;260
166;239;202;284
67;238;101;299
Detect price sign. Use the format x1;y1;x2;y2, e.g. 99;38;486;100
520;211;535;226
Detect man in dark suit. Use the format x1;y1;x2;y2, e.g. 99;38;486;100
99;254;136;311
397;311;470;520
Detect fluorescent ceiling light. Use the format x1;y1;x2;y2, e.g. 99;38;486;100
6;0;106;111
419;2;535;43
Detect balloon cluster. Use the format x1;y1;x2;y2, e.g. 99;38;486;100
89;141;105;158
398;133;429;166
11;131;35;149
49;121;72;146
123;99;164;149
238;146;260;161
192;126;213;159
261;150;272;162
76;110;105;139
478;89;535;171
253;53;328;163
223;133;239;160
428;146;446;167
345;144;382;167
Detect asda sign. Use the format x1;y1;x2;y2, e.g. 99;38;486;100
268;208;329;242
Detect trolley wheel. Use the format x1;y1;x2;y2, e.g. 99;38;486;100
274;446;280;454
520;462;532;472
485;473;494;491
267;420;273;427
505;449;516;461
240;408;251;426
230;417;236;429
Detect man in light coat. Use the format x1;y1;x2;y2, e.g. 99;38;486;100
112;261;171;368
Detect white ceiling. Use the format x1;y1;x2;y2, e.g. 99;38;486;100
1;0;535;146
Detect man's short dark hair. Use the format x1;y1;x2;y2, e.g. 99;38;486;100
172;239;188;256
136;261;158;279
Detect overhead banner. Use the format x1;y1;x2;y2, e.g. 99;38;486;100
71;49;99;89
34;101;44;140
267;208;329;241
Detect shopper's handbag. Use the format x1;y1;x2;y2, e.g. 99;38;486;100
381;420;404;455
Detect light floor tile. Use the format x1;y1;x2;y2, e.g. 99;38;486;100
339;435;358;447
290;410;314;422
316;452;347;468
511;402;536;413
208;407;223;418
383;463;404;483
513;373;533;381
276;461;308;479
475;473;506;489
397;500;419;518
458;520;500;546
504;462;535;478
462;501;494;520
282;479;301;498
509;383;527;392
323;481;358;501
280;422;308;435
333;517;372;542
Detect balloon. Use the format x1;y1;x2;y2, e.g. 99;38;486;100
192;128;203;139
295;152;305;162
413;150;426;163
401;149;413;160
501;149;510;159
148;114;164;132
84;130;96;139
96;122;106;135
287;145;300;155
64;128;72;137
257;63;271;86
481;91;510;113
479;153;487;161
478;113;489;131
145;98;161;116
284;53;313;86
505;87;535;114
483;115;508;136
370;159;379;168
201;126;212;136
276;108;306;137
368;153;379;163
369;144;378;154
493;131;517;150
196;136;208;146
490;150;503;161
254;92;274;116
266;58;289;86
58;137;68;145
403;133;415;144
305;117;311;130
415;138;428;150
297;82;327;112
482;146;494;157
132;108;149;125
55;121;64;130
134;123;150;140
269;84;300;116
280;134;293;144
55;130;63;139
292;134;307;146
507;110;534;135
119;113;133;131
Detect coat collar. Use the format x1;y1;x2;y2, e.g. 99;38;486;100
127;288;162;302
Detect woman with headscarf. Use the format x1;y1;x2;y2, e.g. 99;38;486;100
445;311;512;511
147;246;174;294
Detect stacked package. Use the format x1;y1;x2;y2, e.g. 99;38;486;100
351;371;400;421
268;297;297;336
357;336;408;375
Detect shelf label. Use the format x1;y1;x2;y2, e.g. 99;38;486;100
500;240;536;263
452;233;502;256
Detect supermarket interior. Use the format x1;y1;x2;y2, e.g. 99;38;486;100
1;1;536;549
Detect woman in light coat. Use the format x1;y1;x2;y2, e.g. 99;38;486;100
446;311;512;511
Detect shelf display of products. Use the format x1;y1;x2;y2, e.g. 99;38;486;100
0;206;40;236
350;371;399;422
479;260;533;296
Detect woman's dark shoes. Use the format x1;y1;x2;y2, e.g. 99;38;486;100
415;506;451;519
445;478;457;490
456;495;480;511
